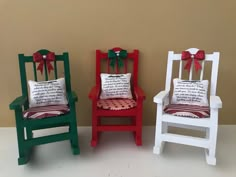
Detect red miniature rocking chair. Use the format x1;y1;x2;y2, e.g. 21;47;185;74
88;47;145;147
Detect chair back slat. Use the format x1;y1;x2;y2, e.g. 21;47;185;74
54;61;58;79
33;62;38;81
116;60;119;74
200;61;205;80
107;58;110;73
44;60;49;81
165;48;220;96
178;60;183;79
124;59;128;73
189;62;193;80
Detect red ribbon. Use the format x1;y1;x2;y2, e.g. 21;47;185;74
181;50;205;72
33;52;55;74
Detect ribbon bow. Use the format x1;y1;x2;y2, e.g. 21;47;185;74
181;50;205;72
108;49;127;68
33;51;55;74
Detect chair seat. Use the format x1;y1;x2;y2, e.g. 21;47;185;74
97;99;137;110
164;104;210;118
23;104;70;119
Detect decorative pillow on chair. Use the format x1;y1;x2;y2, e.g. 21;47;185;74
171;78;209;106
100;73;132;99
28;78;68;108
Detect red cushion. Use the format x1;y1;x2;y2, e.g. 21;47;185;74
97;99;136;110
23;105;70;119
164;104;210;118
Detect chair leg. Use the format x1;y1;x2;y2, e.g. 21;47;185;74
135;128;142;146
15;109;30;165
153;127;164;154
153;106;165;154
16;126;29;165
135;114;142;146
69;116;80;155
91;114;98;147
205;125;218;165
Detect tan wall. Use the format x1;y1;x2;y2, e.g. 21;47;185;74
1;0;235;126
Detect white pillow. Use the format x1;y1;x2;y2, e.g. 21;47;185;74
28;78;68;108
100;73;132;99
171;78;209;106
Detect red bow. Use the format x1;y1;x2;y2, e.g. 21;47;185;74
33;52;55;74
181;50;205;72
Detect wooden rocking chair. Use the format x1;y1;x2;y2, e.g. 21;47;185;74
153;48;222;165
89;47;145;147
9;49;80;165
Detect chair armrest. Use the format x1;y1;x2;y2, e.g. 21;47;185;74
153;90;169;104
88;86;100;100
9;96;27;110
210;96;222;109
67;91;78;103
134;86;146;100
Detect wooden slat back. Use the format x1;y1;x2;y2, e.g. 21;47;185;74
189;61;193;80
165;48;220;96
54;60;58;79
96;48;139;88
178;60;183;79
200;61;205;80
18;49;72;98
33;62;37;81
43;60;48;81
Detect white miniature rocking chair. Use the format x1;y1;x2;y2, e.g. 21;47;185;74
153;48;222;165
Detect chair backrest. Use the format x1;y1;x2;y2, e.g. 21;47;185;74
95;47;139;88
18;49;72;100
165;48;220;96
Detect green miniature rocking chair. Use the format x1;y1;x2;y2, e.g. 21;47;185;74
9;49;80;165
